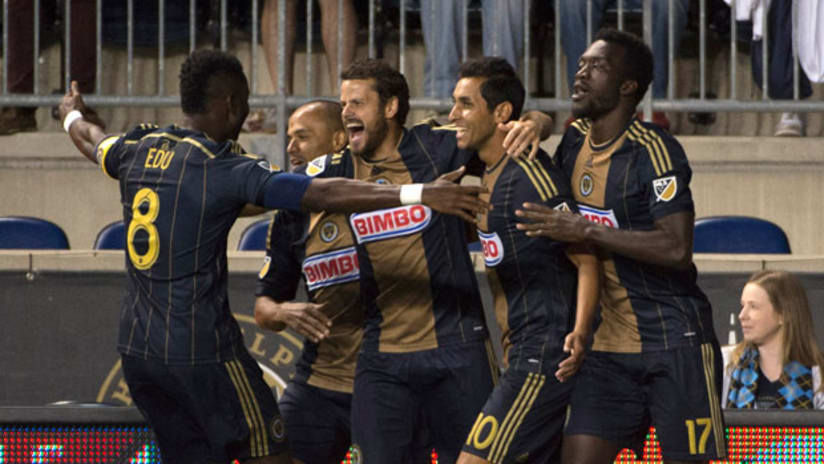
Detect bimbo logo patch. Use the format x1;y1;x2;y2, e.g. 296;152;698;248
478;230;504;267
579;204;619;228
349;205;432;244
302;247;360;291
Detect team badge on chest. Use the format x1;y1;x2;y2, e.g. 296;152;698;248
652;175;677;202
579;173;594;197
319;220;339;243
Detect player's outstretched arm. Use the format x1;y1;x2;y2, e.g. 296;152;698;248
59;81;107;163
555;245;599;382
254;296;332;343
299;166;490;223
516;204;694;270
499;110;553;159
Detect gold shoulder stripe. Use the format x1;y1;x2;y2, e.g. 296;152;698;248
527;158;559;197
515;159;549;201
141;132;182;143
628;123;662;177
97;135;121;179
241;152;260;160
181;137;216;159
570;118;591;134
430;123;459;131
633;122;672;172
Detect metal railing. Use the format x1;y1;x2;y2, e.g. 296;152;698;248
1;0;822;160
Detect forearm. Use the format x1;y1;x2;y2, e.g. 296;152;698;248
568;250;599;334
67;119;106;163
582;222;691;270
301;177;403;213
253;296;287;332
521;110;553;141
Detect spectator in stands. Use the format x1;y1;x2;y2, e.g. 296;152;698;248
723;270;824;409
558;0;690;130
244;0;357;132
418;0;523;118
0;0;99;135
732;0;813;136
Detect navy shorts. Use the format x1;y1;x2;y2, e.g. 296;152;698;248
564;342;727;461
121;348;289;464
461;366;572;464
278;380;352;464
350;340;498;464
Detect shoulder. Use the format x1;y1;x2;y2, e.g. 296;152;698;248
625;120;688;177
408;121;459;146
298;150;352;179
510;152;568;202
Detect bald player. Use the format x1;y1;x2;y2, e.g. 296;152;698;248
254;100;368;464
285;100;347;170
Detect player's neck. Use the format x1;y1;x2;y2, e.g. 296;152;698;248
181;114;231;144
478;131;507;167
589;106;634;146
363;122;403;163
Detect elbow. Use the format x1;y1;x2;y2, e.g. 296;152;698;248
666;245;693;271
253;298;268;328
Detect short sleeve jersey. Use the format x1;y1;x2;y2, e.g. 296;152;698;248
305;123;488;354
96;124;290;364
554;118;716;353
256;161;364;393
477;152;579;370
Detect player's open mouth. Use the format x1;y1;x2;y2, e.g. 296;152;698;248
346;122;365;144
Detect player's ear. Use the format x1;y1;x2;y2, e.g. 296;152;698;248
494;102;513;124
620;80;638;99
383;96;399;120
332;129;347;152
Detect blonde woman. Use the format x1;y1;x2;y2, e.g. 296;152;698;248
723;270;824;409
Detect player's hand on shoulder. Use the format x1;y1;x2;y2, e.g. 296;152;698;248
515;202;588;243
555;331;589;382
499;119;539;160
422;166;491;223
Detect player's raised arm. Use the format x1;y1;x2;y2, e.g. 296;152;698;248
515;205;694;271
59;81;107;162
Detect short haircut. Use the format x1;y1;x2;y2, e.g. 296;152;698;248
179;49;246;115
341;59;410;125
301;99;344;132
594;28;653;105
458;57;524;122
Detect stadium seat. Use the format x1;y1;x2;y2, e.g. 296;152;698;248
94;221;126;250
693;216;791;254
237;218;271;251
0;216;70;249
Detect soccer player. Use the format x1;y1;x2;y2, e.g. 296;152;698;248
303;58;551;463
515;30;727;464
58;49;488;464
284;100;347;170
449;57;599;464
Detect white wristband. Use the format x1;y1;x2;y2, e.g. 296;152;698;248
399;183;424;205
63;110;84;133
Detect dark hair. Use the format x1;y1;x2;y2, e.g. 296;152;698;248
594;29;653;105
179;49;246;115
341;59;410;125
458;57;524;121
302;99;344;132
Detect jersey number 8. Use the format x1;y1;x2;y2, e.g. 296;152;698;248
127;187;160;270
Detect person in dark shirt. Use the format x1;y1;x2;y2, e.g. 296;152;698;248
515;30;726;463
59;49;488;464
449;57;599;464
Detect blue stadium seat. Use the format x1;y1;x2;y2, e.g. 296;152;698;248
237;218;271;251
693;216;791;254
94;220;126;250
0;216;70;249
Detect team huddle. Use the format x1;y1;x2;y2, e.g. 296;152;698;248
61;29;725;464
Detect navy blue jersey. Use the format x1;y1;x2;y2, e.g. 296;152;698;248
96;124;301;364
305;124;488;353
554;118;717;353
477;152;579;370
255;200;363;393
